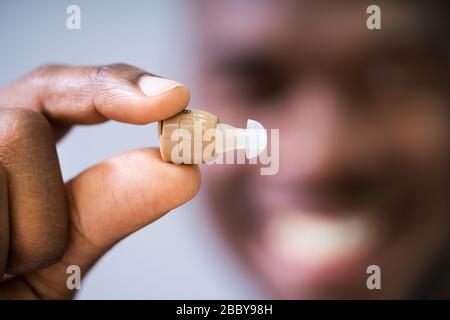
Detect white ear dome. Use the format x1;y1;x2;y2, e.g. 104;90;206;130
246;119;267;159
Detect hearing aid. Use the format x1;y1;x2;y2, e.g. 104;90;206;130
158;109;267;164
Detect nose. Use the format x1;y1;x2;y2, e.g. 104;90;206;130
276;77;385;192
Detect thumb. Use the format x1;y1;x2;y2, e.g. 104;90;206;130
0;63;190;125
13;148;201;299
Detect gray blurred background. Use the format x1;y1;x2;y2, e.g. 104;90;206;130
0;0;264;299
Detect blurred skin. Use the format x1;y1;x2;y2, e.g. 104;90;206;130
198;1;449;298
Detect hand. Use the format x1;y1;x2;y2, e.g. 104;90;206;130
0;64;200;299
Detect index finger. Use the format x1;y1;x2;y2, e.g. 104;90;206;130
0;63;190;125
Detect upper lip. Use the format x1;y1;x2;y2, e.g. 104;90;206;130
253;179;385;215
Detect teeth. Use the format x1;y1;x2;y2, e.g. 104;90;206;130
266;210;373;265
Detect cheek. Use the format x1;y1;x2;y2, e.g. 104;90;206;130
202;161;252;193
388;100;449;180
203;164;230;187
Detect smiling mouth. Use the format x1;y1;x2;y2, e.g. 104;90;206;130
230;171;394;287
245;182;387;285
243;206;384;297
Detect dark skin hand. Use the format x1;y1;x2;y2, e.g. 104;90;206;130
0;64;201;299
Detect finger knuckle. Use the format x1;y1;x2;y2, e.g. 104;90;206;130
89;65;112;81
90;63;132;79
0;108;49;129
8;233;68;273
0;109;51;153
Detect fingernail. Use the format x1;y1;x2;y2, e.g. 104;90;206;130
138;75;184;97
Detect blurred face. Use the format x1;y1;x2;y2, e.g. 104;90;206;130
197;1;449;298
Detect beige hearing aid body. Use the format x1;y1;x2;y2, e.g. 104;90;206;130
158;109;266;164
